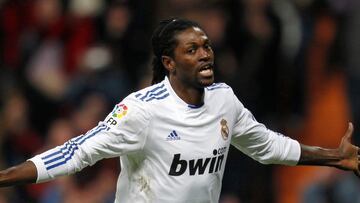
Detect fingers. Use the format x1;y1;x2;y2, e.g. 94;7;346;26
355;152;360;177
354;145;360;178
345;122;354;142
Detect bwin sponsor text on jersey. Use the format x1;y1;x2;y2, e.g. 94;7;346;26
168;147;227;176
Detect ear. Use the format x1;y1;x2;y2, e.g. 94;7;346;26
162;56;176;73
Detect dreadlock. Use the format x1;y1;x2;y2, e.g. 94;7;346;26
151;18;201;84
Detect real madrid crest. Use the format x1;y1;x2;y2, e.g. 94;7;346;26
220;119;229;140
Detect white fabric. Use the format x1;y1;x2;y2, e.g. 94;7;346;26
30;77;301;203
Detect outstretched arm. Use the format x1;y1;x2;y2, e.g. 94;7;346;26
0;161;37;187
298;122;360;176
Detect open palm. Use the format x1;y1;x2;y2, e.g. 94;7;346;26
337;123;360;177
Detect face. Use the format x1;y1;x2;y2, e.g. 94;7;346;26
166;27;215;89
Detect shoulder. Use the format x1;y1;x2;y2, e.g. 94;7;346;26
118;81;170;116
129;81;170;103
206;82;231;91
205;82;234;97
104;82;172;130
205;82;243;107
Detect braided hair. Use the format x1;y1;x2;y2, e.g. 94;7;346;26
151;18;201;84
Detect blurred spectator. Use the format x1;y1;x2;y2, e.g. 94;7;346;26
224;0;305;129
65;44;132;108
0;0;34;70
302;170;360;203
0;90;43;202
69;92;109;134
25;40;67;100
0;90;42;166
43;118;76;149
95;0;153;88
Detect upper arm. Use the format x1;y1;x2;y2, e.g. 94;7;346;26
230;95;300;165
30;97;151;183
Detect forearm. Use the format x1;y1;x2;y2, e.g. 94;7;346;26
298;144;350;169
296;123;359;173
0;161;37;187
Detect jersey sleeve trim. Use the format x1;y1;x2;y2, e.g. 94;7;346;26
134;82;170;102
284;138;301;165
41;124;108;171
28;155;50;183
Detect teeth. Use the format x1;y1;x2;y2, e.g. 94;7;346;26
200;64;211;71
199;68;213;76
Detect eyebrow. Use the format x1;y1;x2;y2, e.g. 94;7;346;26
184;38;211;46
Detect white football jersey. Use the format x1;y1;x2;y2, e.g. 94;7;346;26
30;77;300;203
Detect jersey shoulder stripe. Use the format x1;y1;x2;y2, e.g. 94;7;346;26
41;124;109;170
134;82;169;102
206;83;230;91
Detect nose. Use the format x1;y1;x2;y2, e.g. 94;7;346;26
199;47;211;61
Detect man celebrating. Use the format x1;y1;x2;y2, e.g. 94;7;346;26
0;18;359;203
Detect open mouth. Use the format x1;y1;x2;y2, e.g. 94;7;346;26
199;63;214;77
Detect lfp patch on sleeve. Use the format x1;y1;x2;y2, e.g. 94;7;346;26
112;103;128;118
106;103;128;126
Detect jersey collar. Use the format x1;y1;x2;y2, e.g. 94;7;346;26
164;76;205;110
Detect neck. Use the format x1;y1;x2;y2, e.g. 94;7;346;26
168;77;205;106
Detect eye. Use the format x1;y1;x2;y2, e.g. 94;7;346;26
187;46;197;54
204;43;212;50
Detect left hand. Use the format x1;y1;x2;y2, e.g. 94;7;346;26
337;122;360;176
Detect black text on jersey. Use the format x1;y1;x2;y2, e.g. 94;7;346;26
168;147;226;176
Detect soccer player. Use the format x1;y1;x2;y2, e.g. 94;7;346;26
0;18;359;203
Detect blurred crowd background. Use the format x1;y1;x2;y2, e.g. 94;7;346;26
1;0;360;202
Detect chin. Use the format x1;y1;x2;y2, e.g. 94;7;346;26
199;77;214;87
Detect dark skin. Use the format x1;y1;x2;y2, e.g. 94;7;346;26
0;161;37;187
162;26;215;106
0;26;359;188
299;123;360;175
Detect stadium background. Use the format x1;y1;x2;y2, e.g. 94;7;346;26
1;0;360;202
